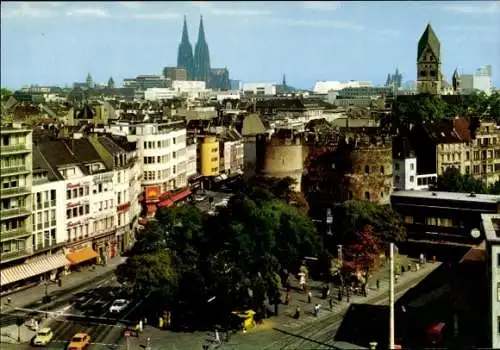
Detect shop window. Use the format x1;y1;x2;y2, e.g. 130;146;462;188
364;192;370;200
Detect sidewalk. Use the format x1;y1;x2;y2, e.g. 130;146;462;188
0;256;125;312
270;258;440;331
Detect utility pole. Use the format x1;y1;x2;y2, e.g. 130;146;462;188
389;243;395;350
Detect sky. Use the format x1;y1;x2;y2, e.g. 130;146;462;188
1;1;499;90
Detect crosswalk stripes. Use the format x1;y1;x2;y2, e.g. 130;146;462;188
48;318;125;345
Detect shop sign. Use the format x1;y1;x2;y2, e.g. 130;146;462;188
93;173;114;184
145;185;161;202
68;242;90;252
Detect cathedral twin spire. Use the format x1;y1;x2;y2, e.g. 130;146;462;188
176;15;211;83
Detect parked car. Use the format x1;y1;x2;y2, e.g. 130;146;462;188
68;333;91;350
32;327;54;346
109;299;130;313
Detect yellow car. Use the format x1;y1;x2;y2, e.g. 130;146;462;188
68;332;91;350
33;327;54;346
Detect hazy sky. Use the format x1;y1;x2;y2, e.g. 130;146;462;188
1;1;499;90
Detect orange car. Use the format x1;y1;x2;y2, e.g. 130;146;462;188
68;332;91;350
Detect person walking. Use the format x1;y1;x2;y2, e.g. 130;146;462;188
215;329;221;344
158;316;164;329
376;279;380;289
139;320;143;333
293;306;301;319
307;291;312;304
314;304;320;317
329;297;333;311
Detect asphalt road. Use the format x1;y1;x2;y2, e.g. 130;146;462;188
1;273;148;350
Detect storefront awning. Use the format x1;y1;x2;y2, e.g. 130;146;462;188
66;247;98;265
171;189;192;203
158;198;174;208
0;253;70;287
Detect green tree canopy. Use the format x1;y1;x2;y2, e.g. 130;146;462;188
392;94;446;124
436;167;487;194
115;251;177;297
333;200;406;246
1;88;13;103
117;192;321;325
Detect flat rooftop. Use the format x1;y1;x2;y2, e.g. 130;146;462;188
391;190;500;204
482;213;500;242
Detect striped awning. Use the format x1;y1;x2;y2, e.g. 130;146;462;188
0;253;70;287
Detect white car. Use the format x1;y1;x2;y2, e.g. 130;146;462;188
109;299;130;313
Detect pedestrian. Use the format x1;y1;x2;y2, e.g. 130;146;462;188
395;274;399;284
362;284;367;297
215;329;221;344
408;264;412;272
416;263;420;271
158;316;164;329
307;291;312;304
329;297;333;311
314;304;320;317
144;317;148;326
346;290;350;303
419;253;424;265
34;319;39;332
139;320;143;333
337;289;342;302
285;292;290;305
293;306;301;319
376;279;380;289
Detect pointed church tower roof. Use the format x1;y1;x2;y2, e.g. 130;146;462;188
452;68;460;79
418;23;440;60
197;15;206;44
181;15;190;42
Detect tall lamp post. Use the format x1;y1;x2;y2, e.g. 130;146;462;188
389;242;395;350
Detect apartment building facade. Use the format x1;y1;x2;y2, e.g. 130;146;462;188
1;128;33;265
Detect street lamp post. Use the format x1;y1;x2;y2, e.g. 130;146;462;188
389;242;395;350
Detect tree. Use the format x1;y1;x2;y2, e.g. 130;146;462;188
115;251;177;298
489;91;500;122
436;167;487;194
334;200;406;245
1;88;12;103
342;225;383;285
392;94;446;124
488;180;500;195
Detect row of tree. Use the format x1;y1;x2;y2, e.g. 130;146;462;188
392;91;500;124
115;177;406;329
436;167;500;195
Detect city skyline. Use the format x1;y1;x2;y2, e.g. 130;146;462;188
1;1;499;90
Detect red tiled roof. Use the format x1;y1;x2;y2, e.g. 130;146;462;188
170;189;192;202
453;117;472;142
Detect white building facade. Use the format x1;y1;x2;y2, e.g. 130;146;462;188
242;83;277;96
144;88;179;101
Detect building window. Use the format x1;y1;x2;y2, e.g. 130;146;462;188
364;165;370;174
410;176;414;182
497;283;500;302
364;192;370;200
394;163;399;171
395;175;400;184
497;253;500;267
410;163;414;171
380;166;384;174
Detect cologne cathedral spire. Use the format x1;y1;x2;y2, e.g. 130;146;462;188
194;15;211;84
177;15;194;80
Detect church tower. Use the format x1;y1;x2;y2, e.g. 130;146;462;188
194;15;211;84
452;68;461;94
417;23;442;95
177;16;195;80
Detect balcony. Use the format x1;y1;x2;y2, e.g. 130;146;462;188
0;228;30;242
0;207;31;220
1;249;29;263
0;187;30;198
0;144;30;155
1;166;30;177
